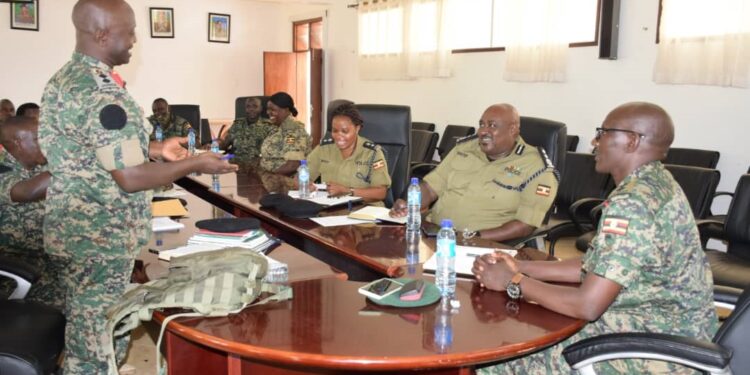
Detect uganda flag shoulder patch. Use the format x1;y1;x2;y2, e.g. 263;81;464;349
602;216;629;235
372;159;385;170
535;184;551;196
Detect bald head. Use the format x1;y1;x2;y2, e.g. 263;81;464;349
605;102;674;157
477;103;521;160
0;99;14;122
73;0;136;67
0;116;46;170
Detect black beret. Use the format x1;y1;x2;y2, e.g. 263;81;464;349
276;199;324;219
195;218;260;233
259;193;295;209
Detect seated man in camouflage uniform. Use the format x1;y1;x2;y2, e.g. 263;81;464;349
222;96;275;163
260;92;312;176
0;116;65;310
147;97;192;140
473;102;718;374
390;103;559;243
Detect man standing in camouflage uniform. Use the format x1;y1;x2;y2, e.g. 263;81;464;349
0;116;65;309
39;1;237;373
260;92;311;175
390;104;558;243
223;97;276;163
473;102;718;374
148;97;192;140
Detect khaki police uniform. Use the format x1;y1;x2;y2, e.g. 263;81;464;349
424;135;558;231
307;135;391;206
260;116;311;171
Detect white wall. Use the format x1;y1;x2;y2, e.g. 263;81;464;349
323;0;750;194
0;0;288;119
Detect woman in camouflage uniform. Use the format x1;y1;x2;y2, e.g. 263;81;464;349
259;92;311;175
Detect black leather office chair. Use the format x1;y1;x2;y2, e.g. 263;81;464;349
563;285;750;375
169;104;208;145
0;257;65;375
699;174;750;290
234;96;269;120
410;129;439;165
353;104;411;208
566;135;580;152
664;147;720;169
412;122;435;132
437;125;475;160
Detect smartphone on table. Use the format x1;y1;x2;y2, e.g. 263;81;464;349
358;278;404;300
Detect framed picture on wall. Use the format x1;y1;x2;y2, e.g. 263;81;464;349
10;0;39;31
150;7;174;38
208;13;230;43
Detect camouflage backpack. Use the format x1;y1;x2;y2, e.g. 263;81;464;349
103;248;293;375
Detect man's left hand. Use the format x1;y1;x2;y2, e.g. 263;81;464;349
472;251;518;292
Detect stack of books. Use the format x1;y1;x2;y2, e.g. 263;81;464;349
158;228;279;261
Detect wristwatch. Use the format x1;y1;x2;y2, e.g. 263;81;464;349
506;272;525;300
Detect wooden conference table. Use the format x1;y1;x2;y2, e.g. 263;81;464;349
146;166;584;374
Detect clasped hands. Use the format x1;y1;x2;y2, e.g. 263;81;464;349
472;251;519;292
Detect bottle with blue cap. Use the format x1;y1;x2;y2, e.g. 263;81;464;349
210;138;220;153
298;160;310;199
436;218;456;296
187;128;196;155
154;122;163;143
406;177;421;232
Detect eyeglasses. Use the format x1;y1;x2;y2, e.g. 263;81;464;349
594;127;645;140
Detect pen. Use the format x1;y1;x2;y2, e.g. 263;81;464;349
221;154;235;160
466;253;482;258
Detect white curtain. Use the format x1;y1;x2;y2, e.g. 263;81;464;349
502;0;570;82
654;0;750;88
358;0;451;80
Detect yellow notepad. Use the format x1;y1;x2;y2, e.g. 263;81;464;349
152;199;189;217
348;206;407;224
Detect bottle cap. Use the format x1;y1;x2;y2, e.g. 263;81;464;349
440;219;452;228
411;177;419;184
300;159;307;166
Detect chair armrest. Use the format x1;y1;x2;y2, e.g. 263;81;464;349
504;227;549;249
714;285;743;311
410;162;438;179
713;191;734;199
563;332;731;374
569;198;605;232
0;257;39;299
696;219;724;229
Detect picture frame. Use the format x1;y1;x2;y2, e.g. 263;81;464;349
208;13;230;43
10;0;38;31
149;7;174;38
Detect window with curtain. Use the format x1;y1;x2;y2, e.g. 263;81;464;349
654;0;750;87
358;0;451;80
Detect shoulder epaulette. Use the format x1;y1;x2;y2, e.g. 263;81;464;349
363;141;378;150
537;148;560;181
514;143;525;155
91;68;120;93
456;134;478;144
320;137;334;146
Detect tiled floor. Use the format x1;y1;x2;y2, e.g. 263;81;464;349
121;238;585;375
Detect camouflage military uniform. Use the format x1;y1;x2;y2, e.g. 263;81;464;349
226;117;276;163
259;116;311;172
147;113;191;140
39;52;152;374
424;136;558;231
479;161;718;375
307;135;391;206
0;154;65;308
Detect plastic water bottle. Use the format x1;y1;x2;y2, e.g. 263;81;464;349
433;298;453;353
154;123;163;142
298;160;310;199
407;177;421;232
210;138;220;153
187;128;196;155
436;219;456;297
212;174;220;192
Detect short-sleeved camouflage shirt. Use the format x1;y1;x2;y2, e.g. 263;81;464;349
306;135;391;206
424;136;558;231
39;52;152;260
226;117;276;163
0;153;45;253
147;114;192;140
260;116;311;172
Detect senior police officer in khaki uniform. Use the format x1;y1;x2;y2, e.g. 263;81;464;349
303;103;391;206
391;103;558;243
0;117;65;309
39;1;237;373
223;97;276;163
473;102;717;374
260;92;312;175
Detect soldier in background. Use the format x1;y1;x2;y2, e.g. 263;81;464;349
0;116;65;309
473;102;718;374
259;92;311;175
147;97;192;140
0;99;14;122
222;96;276;163
38;0;237;373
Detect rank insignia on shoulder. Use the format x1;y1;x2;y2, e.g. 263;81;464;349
514;143;525;155
320;137;334;145
456;134;478;144
363;141;378;150
285;136;296;145
93;69;120;92
535;184;551;196
372;159;385;170
505;165;521;176
602;216;629;235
